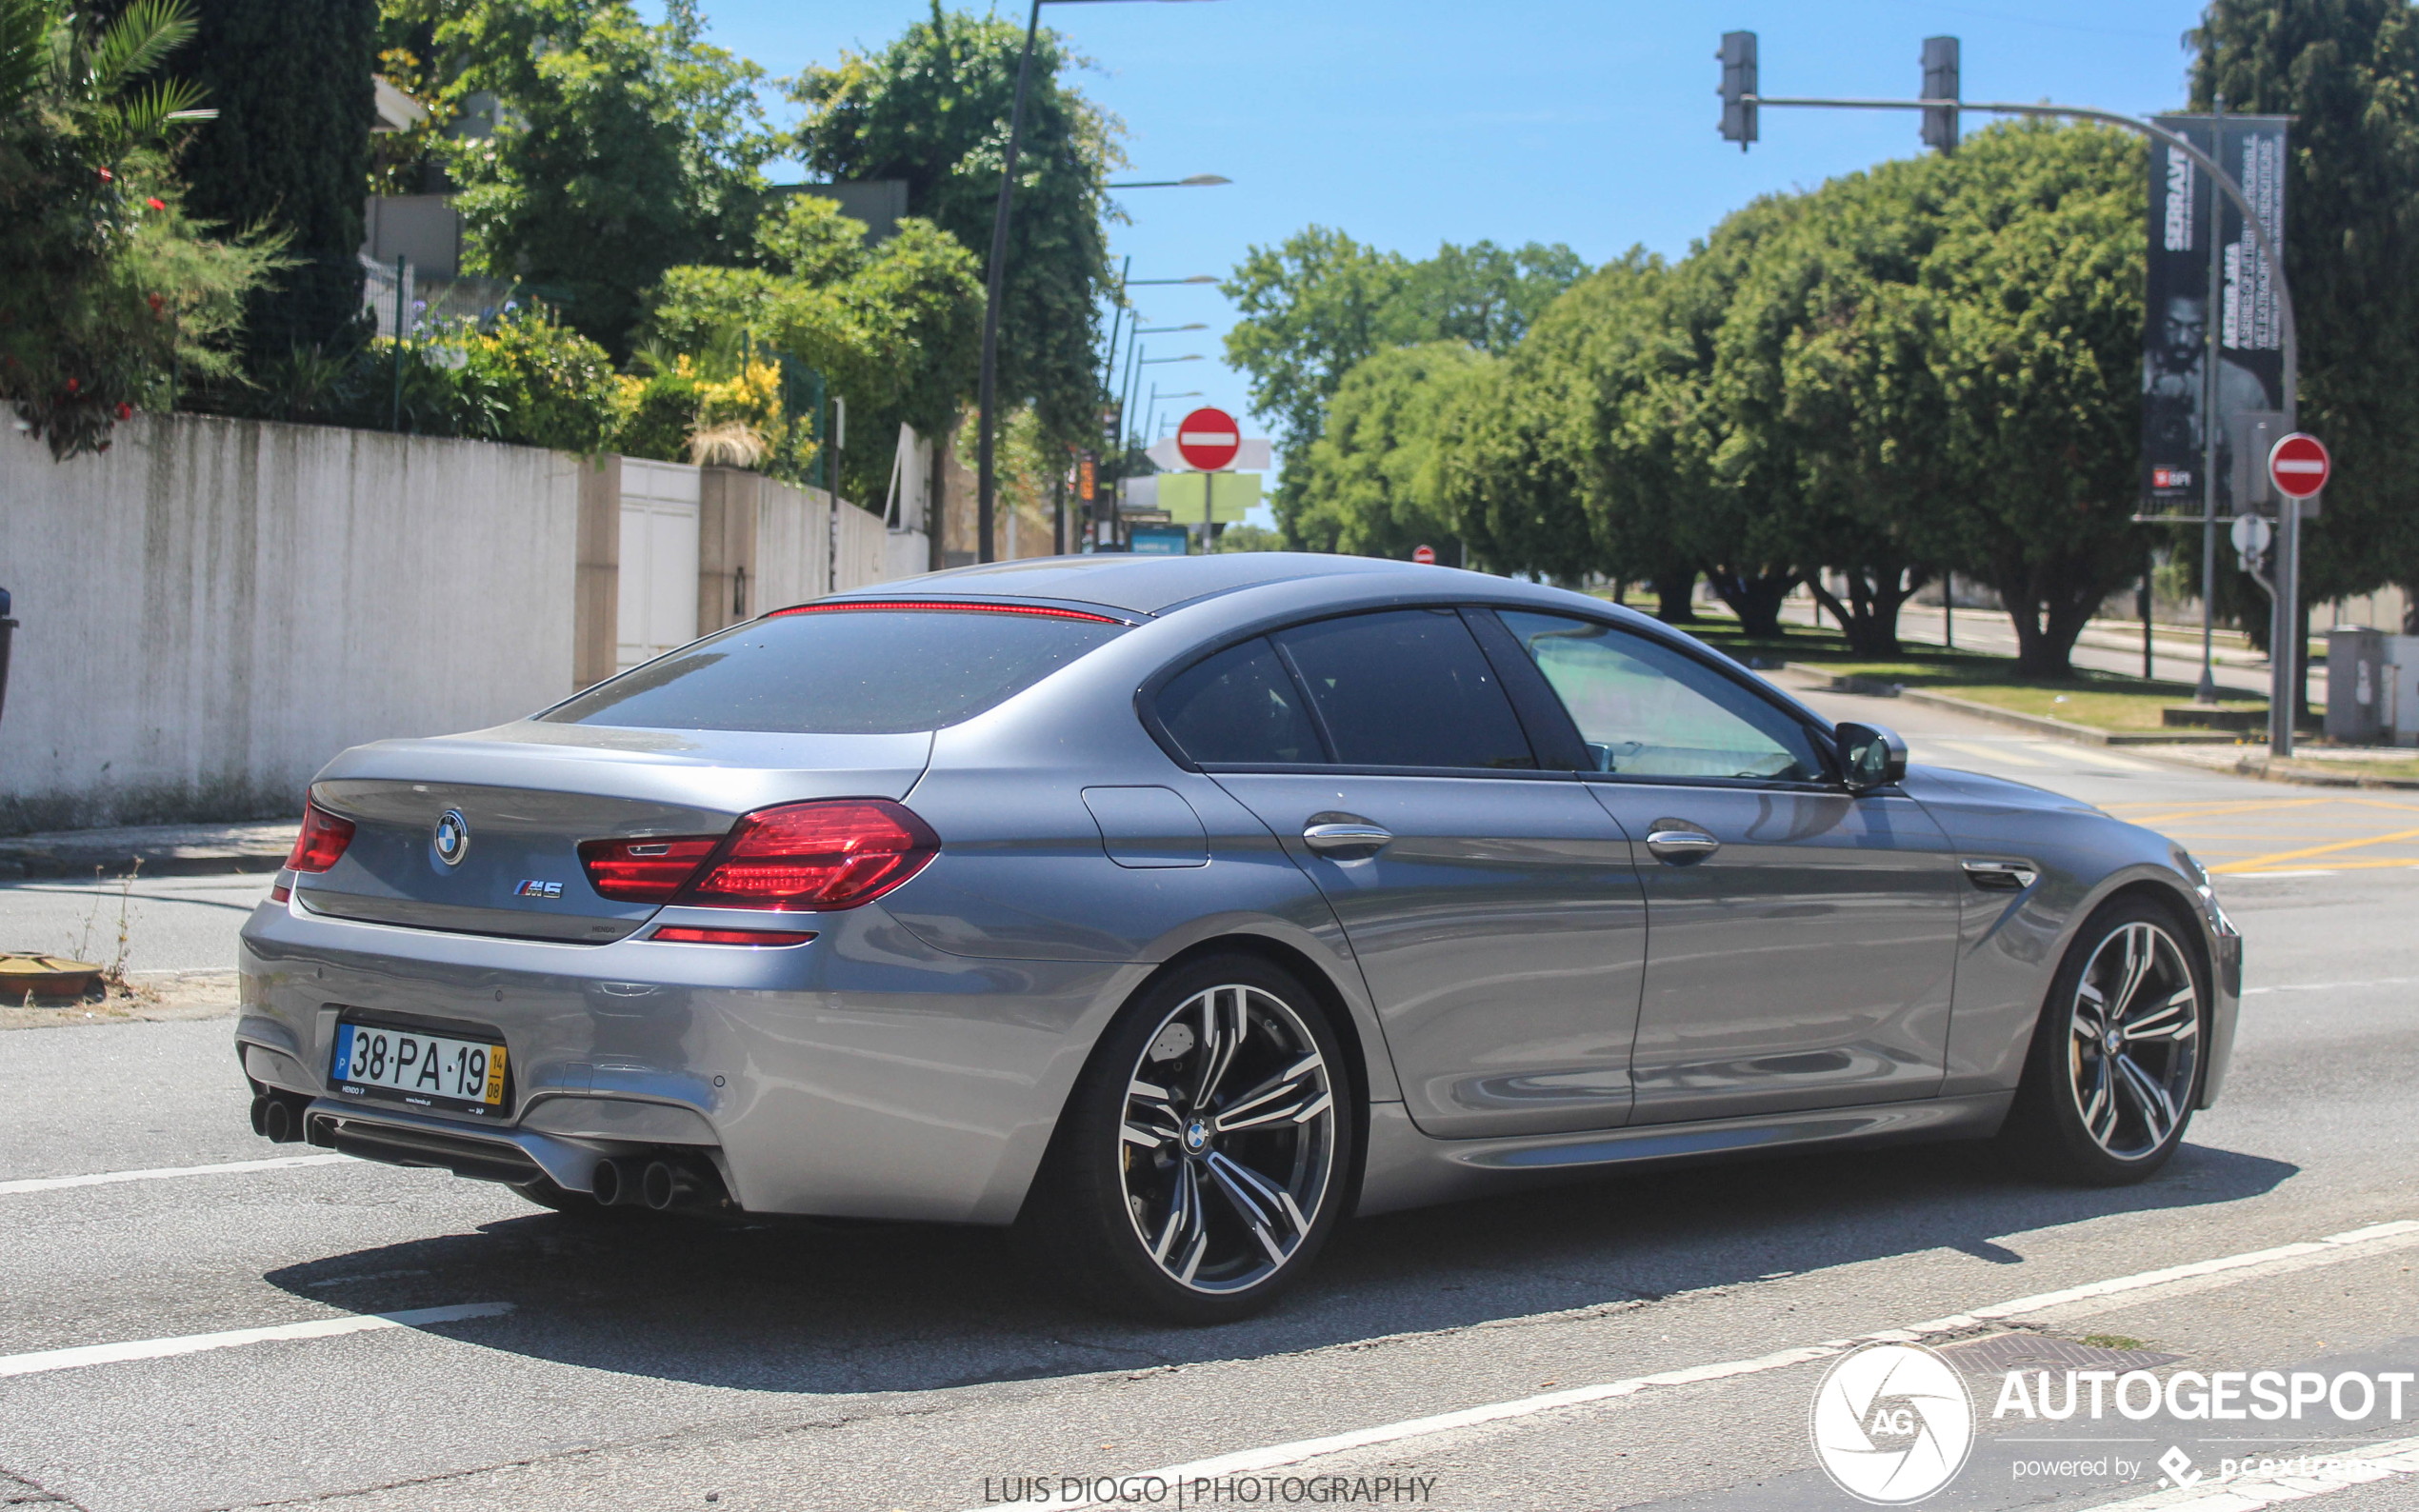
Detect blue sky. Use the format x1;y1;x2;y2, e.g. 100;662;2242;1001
694;0;2212;518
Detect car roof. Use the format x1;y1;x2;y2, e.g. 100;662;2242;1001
830;551;1437;615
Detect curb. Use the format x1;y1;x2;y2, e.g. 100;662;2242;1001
1784;666;2253;746
0;849;285;881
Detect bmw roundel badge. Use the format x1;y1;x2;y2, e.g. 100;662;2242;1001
432;808;470;867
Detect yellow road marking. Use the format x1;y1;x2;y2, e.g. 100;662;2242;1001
2227;859;2419;875
2209;825;2419;874
2103;798;2335;822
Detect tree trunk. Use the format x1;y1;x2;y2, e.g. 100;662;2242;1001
1704;567;1798;639
1989;564;2102;679
1806;563;1927;657
1654;568;1697;624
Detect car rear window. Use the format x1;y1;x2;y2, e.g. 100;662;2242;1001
540;607;1129;734
1155;639;1325;765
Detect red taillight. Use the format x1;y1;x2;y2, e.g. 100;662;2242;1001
649;925;818;945
285;802;355;873
579;800;939;912
577;836;722;902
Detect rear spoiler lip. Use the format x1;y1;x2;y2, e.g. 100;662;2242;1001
310;727;936;813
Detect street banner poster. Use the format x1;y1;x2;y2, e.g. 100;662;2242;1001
2143;114;2289;514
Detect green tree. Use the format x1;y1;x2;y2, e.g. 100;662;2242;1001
640;194;982;503
1286;340;1490;558
790;5;1117;451
176;0;375;355
1223;227;1584;452
1;0;285;456
2189;0;2419;648
1699;168;1954;653
434;0;774;358
1927;123;2149;675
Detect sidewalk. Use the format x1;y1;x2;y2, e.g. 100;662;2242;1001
0;819;299;880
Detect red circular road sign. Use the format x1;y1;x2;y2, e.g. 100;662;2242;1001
2268;432;2330;500
1411;545;1437;565
1175;407;1241;471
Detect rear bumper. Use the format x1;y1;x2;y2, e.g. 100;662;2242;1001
236;892;1146;1223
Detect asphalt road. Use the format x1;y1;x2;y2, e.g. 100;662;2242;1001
4;692;2415;1512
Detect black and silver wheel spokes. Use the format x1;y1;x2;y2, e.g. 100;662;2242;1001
1120;985;1336;1294
2068;921;2200;1160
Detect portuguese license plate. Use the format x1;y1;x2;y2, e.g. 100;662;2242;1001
331;1022;507;1113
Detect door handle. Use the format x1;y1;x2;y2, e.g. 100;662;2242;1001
1645;827;1720;863
1303;822;1391;859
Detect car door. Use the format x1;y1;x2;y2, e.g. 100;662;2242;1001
1150;607;1646;1139
1490;609;1962;1125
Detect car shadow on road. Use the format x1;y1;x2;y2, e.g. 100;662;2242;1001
259;1135;2296;1399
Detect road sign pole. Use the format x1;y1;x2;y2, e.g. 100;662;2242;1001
2195;97;2226;705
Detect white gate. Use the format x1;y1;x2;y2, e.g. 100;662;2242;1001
616;459;700;671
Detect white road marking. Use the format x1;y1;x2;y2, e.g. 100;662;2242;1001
1932;739;2049;767
2244;976;2419;996
2066;746;2156;771
0;1153;344;1196
0;1303;512;1379
986;1219;2419;1511
2084;1433;2419;1509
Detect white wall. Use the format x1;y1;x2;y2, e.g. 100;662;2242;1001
0;413;580;831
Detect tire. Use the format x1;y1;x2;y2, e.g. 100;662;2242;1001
1013;954;1355;1324
2004;895;2209;1185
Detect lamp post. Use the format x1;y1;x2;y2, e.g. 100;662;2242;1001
976;1;1216;564
1145;386;1203;442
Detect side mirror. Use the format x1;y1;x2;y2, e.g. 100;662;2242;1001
1836;722;1908;791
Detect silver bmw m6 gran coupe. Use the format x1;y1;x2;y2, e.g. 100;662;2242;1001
236;552;2239;1322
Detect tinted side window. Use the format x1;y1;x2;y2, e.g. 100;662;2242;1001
1497;611;1827;781
1155;639;1325;765
1273;609;1536;770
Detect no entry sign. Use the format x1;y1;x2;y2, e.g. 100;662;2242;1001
1175;408;1241;471
2268;432;2330;500
1411;545;1436;565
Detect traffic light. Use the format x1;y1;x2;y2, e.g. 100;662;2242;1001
1920;35;1959;152
1718;31;1758;149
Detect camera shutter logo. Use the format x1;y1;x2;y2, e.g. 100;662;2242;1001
1809;1342;1974;1503
432;809;470;867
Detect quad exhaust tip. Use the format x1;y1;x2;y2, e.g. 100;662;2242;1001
591;1154;721;1211
249;1092;308;1144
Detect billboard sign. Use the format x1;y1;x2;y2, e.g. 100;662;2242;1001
2143;114;2289;515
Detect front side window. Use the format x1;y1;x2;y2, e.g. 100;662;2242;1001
1271;609;1536;770
1496;611;1827;782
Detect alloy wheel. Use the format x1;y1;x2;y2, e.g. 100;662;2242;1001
2066;920;2201;1161
1118;984;1338;1294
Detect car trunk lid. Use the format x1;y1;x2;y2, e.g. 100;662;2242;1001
293;723;932;943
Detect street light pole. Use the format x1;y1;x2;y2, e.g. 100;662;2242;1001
974;0;1046;565
977;7;1220;565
